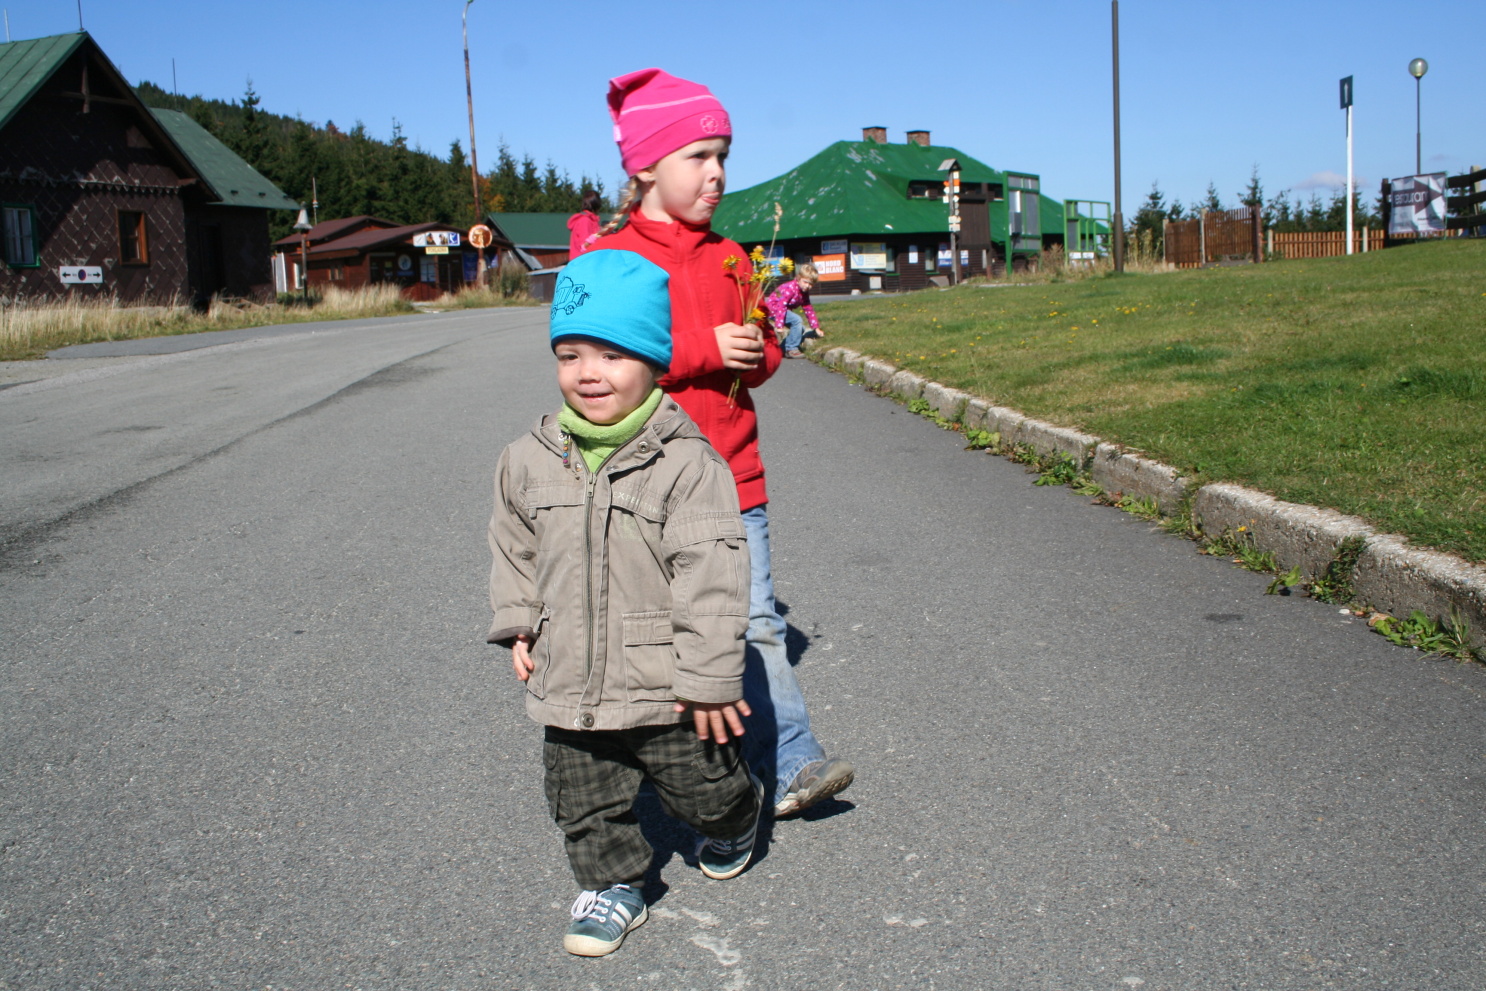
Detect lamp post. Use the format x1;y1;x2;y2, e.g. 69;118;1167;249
1409;58;1428;175
1111;0;1124;273
293;208;312;304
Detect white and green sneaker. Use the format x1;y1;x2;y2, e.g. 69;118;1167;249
774;757;855;817
697;775;765;880
563;883;647;957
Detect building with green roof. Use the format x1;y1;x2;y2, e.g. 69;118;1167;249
714;128;1076;293
1;31;297;303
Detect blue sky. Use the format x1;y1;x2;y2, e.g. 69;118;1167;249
14;1;1484;212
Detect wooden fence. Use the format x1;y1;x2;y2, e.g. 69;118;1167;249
1268;229;1384;259
1164;206;1262;268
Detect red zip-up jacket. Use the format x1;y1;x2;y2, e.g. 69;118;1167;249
596;211;782;511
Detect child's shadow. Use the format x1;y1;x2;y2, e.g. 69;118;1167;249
634;779;776;899
776;599;815;667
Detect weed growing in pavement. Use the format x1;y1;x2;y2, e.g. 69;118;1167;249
1119;495;1163;521
1202;528;1278;573
1072;476;1105;498
1309;536;1366;605
1370;608;1469;660
963;429;1000;451
907;397;933;416
1033;453;1080;487
1266;565;1304;595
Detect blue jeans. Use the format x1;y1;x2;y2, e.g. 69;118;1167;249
782;310;809;352
740;505;826;805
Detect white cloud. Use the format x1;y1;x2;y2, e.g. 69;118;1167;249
1293;170;1368;192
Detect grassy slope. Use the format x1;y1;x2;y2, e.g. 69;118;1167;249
820;240;1486;563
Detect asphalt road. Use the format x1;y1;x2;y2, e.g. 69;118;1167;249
3;310;1484;990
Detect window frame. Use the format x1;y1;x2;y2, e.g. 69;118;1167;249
117;209;149;266
2;203;40;268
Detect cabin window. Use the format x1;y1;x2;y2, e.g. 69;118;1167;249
329;261;345;281
907;180;942;200
119;210;148;264
2;205;38;267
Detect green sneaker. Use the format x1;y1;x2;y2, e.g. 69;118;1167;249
563;884;647;957
697;774;764;880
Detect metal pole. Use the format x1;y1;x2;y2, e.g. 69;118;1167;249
1111;0;1124;272
1346;104;1354;254
464;1;486;284
300;232;309;303
1414;76;1421;175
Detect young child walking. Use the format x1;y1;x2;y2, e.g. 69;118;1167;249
595;68;853;817
764;262;823;358
487;249;763;957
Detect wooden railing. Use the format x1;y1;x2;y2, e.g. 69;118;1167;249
1268;229;1384;259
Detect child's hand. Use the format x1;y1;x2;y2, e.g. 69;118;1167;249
511;635;535;682
675;698;753;744
715;322;764;371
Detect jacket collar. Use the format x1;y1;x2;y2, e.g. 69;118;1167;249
618;209;713;256
533;394;701;472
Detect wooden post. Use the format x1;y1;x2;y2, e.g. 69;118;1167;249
1252;205;1262;262
1199;210;1207;265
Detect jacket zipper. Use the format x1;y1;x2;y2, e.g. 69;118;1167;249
583;471;597;680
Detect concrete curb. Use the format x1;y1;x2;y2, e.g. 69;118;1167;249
814;345;1486;654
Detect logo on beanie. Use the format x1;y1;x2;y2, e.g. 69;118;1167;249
699;113;720;134
551;276;591;316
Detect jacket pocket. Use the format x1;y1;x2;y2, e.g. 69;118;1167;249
621;610;677;703
527;605;552;700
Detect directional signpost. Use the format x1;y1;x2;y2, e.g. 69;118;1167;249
1340;75;1354;254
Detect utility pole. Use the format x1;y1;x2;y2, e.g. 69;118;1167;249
464;0;486;283
1111;0;1124;273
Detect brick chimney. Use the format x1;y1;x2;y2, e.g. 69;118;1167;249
862;126;887;144
906;130;930;147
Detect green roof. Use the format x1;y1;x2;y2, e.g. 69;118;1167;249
149;108;299;210
714;140;1007;244
0;31;86;132
2;32;294;212
485;212;573;248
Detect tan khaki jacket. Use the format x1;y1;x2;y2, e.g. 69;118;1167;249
487;396;749;731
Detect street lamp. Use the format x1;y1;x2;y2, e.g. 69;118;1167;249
1409;57;1428;175
293;207;313;304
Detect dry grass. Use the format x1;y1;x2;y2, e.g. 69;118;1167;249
431;284;541;309
0;284;415;360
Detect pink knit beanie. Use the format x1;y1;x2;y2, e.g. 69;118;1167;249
608;68;732;177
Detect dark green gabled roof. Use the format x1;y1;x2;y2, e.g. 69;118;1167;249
0;31;87;132
715;140;1007;244
150;108;299;210
484;212;571;248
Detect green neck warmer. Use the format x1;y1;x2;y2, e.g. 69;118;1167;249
558;388;664;473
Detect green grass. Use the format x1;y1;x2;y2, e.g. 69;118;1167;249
820;239;1486;564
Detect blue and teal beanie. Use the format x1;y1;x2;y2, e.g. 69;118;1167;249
549;249;671;370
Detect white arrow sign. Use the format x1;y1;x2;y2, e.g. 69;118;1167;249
59;266;104;285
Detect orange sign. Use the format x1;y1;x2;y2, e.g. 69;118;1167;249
468;224;494;249
811;254;847;281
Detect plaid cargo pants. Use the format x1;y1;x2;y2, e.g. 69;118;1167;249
543;722;760;890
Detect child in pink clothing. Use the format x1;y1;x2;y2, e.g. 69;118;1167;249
764;263;822;358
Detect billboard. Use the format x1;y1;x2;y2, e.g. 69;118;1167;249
811;254;847;281
848;242;888;270
1388;173;1448;235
